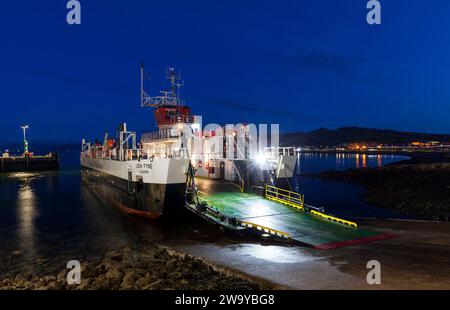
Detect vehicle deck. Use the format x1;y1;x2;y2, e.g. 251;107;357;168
192;179;393;249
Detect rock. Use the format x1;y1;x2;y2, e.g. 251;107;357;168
134;277;148;288
57;270;66;282
121;270;139;288
179;279;189;286
133;268;148;276
81;263;99;278
43;275;56;283
105;267;123;280
0;244;267;291
47;281;64;290
104;250;123;261
14;274;26;286
165;258;178;268
188;260;201;270
152;248;167;259
79;279;92;290
122;246;132;253
142;279;162;290
90;275;110;290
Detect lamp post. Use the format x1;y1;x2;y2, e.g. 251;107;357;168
20;125;29;154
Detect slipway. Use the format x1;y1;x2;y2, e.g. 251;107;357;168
186;180;393;249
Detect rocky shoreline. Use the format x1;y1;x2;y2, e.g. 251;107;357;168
0;244;271;290
317;163;450;221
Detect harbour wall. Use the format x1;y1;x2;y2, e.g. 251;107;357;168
0;153;59;173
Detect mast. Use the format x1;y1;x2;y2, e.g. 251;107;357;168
166;66;183;100
140;62;144;104
140;63;183;108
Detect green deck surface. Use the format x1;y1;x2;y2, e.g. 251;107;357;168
200;191;383;248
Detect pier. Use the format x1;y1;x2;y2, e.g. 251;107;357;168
0;153;59;173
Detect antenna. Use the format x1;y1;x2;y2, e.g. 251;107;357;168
173;78;184;102
140;63;183;108
140;62;144;99
166;66;182;98
140;62;153;107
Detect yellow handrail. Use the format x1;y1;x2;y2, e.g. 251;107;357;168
239;220;292;241
309;210;358;228
265;185;305;210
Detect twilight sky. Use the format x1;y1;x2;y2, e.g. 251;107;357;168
1;0;450;143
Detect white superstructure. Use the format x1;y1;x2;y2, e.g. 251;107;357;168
138;64;297;191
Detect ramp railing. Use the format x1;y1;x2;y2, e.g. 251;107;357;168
265;185;305;210
265;185;358;228
309;210;358;228
239;221;292;242
231;161;245;193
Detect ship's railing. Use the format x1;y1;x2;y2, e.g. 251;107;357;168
142;147;189;159
263;147;296;160
82;148;142;161
118;148;142;161
141;129;180;143
265;185;305;210
141;95;179;107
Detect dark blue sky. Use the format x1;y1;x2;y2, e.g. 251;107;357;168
1;0;450;143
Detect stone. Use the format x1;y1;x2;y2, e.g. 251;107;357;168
105;267;123;280
57;270;66;282
134;277;148;288
43;275;56;283
180;279;189;286
143;279;162;290
90;275;110;290
165;258;178;268
105;250;123;261
83;262;104;278
79;279;92;290
121;270;139;288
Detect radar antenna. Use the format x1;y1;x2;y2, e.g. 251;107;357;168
140;63;183;108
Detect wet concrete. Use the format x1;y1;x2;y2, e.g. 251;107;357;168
163;219;450;289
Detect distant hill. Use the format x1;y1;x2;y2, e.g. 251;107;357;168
280;127;450;147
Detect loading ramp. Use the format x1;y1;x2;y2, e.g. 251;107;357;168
185;179;393;249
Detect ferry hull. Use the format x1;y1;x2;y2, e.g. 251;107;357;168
81;167;186;219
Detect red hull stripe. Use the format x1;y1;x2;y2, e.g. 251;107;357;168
93;185;162;220
315;233;395;250
115;203;162;220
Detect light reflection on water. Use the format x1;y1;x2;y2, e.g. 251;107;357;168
296;152;409;174
292;153;411;218
16;180;38;256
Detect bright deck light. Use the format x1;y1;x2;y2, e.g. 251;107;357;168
255;152;266;166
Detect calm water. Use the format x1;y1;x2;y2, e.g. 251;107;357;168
292;153;410;219
0;152;409;275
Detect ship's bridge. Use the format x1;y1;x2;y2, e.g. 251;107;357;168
153;106;194;128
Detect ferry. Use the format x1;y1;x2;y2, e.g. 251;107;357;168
80;64;296;219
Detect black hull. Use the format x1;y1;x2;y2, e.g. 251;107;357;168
81;167;186;219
